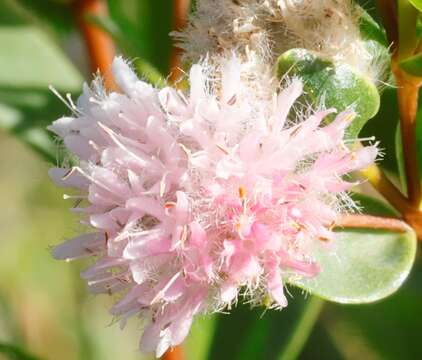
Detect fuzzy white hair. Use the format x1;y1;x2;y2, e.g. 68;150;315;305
174;0;386;100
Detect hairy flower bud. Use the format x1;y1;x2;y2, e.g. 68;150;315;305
175;0;386;96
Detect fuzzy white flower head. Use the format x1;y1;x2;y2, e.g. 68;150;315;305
175;0;386;95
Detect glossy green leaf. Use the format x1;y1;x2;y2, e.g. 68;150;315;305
289;195;416;304
322;260;422;360
358;5;388;46
400;52;422;76
290;225;416;304
358;6;391;85
276;48;380;137
409;0;422;12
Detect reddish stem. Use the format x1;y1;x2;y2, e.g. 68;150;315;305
161;345;184;360
376;0;398;50
74;0;117;90
170;0;190;83
394;65;421;209
336;214;410;233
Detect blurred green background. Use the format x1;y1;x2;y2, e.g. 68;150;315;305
1;1;422;359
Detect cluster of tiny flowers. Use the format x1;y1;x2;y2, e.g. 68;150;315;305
175;0;386;94
49;56;377;357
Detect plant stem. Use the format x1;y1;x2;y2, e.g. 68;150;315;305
375;0;422;239
170;0;190;83
162;345;184;360
278;297;324;360
394;66;421;209
360;164;410;214
336;214;410;233
376;0;398;49
359;166;422;238
74;0;117;90
393;0;421;209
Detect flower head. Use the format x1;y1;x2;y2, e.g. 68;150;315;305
175;0;387;94
49;56;377;357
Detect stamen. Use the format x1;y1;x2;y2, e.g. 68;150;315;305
66;93;79;112
49;85;80;115
63;194;87;200
216;144;230;155
97;122;151;168
238;186;246;200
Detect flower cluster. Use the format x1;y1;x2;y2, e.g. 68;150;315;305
175;0;386;97
49;56;377;357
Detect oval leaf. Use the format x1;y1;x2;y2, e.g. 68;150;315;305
276;48;380;137
289;226;416;304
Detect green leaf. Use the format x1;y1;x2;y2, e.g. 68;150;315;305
289;213;417;304
106;0;172;74
400;52;422;76
322;260;422;360
358;5;388;46
417;13;422;39
2;0;74;35
208;288;319;360
0;342;41;360
277;297;324;360
184;315;217;360
409;0;422;12
394;87;422;190
276;48;380;137
0;27;82;91
395;124;407;192
0;26;83;162
350;192;399;217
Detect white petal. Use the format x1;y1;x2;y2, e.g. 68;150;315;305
112;56;139;95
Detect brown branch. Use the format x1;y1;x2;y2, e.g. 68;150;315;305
74;0;117;90
335;214;410;233
375;0;422;240
161;345;184;360
360;164;410;215
393;65;421;209
376;0;398;51
402;210;422;239
169;0;191;84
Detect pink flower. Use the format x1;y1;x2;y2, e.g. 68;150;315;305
49;56;377;357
